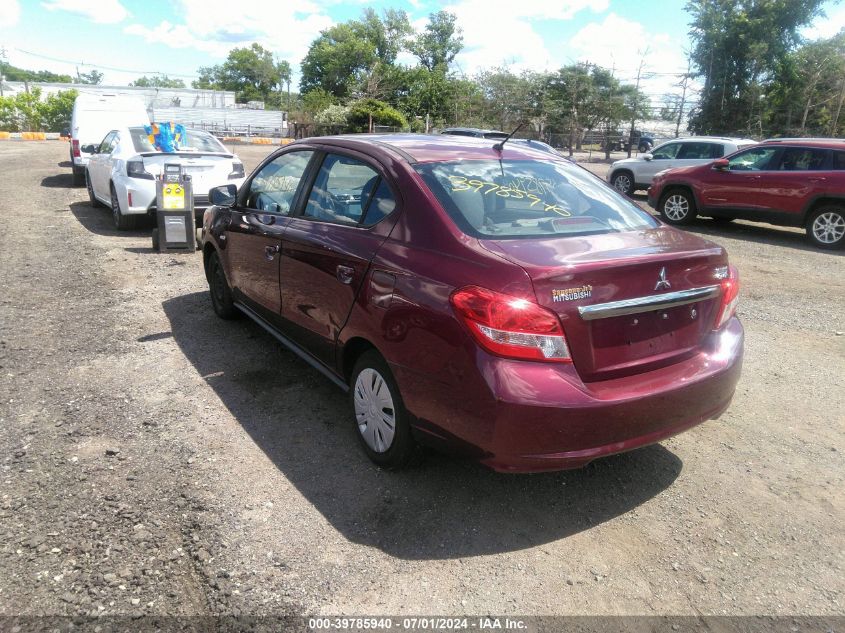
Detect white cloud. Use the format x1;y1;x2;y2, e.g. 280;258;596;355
41;0;128;24
123;0;333;70
445;0;609;75
0;0;21;28
802;6;845;40
569;13;690;100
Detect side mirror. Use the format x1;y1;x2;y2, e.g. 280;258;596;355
713;158;730;171
642;153;653;161
210;184;237;207
81;144;97;154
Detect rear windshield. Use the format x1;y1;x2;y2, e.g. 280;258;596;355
129;127;226;153
415;159;659;238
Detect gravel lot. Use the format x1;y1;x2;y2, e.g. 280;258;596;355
0;142;843;624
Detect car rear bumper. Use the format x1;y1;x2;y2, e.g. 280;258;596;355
397;318;743;473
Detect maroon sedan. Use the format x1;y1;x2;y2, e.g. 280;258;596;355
201;134;743;472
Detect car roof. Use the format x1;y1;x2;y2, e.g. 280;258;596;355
441;127;506;136
292;133;571;164
760;138;845;149
659;136;756;144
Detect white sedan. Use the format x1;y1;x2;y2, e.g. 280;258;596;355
83;127;246;230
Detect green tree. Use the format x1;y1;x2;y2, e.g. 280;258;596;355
301;23;377;98
40;89;78;131
192;44;289;104
687;0;825;135
408;11;463;71
0;64;72;83
130;75;185;88
76;69;104;85
347;98;407;131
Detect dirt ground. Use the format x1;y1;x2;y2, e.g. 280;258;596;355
0;142;843;623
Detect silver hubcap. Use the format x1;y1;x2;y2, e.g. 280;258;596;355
812;212;845;244
613;174;631;193
664;194;689;221
353;368;396;453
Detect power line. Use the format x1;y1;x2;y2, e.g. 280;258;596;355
13;47;200;79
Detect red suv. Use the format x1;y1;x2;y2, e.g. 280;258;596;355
648;139;845;249
202;135;743;472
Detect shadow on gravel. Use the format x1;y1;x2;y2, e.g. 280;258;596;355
164;291;683;561
678;218;845;256
41;173;75;188
69;201;150;237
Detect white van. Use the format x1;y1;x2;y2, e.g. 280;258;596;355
69;94;150;185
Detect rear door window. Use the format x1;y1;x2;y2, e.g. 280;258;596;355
775;147;829;171
833;151;845;170
302;153;396;226
677;142;716;159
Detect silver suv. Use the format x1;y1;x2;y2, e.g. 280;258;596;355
608;136;757;196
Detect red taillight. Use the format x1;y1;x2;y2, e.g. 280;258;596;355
450;286;571;363
714;265;740;329
71;139;80;158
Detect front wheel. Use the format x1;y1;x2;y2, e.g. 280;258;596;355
207;251;239;319
86;171;103;208
611;171;634;196
659;189;697;225
350;350;416;470
807;206;845;250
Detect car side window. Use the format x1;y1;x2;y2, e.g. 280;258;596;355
775;148;828;171
677;142;715;160
303;154;384;225
708;144;725;159
98;132;116;154
246;150;314;214
728;147;778;171
361;179;397;226
833;151;845;170
651;143;681;160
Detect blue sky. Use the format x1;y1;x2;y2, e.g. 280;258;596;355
1;0;842;104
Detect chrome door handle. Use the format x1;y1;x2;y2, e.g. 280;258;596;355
264;244;280;261
336;265;354;285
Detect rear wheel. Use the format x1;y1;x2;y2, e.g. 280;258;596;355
807;206;845;250
611;171;635;196
72;165;85;187
111;184;137;230
85;171;103;208
659;189;697;225
350;350;416;470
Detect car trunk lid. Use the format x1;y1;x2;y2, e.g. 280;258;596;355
481;228;728;381
139;152;235;202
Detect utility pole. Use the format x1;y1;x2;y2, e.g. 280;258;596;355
675;56;691;138
627;53;647;158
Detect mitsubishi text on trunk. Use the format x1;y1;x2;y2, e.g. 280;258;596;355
202;135;744;472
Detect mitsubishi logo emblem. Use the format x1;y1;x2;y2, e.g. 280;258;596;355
655;267;671;290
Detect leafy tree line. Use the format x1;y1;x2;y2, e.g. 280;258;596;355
0;88;77;132
687;0;845;137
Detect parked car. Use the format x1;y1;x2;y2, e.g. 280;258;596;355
69;94;149;186
84;126;245;230
201;134;743;472
601;129;656;153
648;138;845;249
440;127;509;140
609;136;757;196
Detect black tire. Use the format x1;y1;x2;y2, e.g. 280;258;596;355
207;251;239;319
85;171;104;208
806;205;845;250
638;142;652;153
611;170;635;196
659;188;697;225
349;350;416;470
72;165;85;187
151;228;160;251
110;184;137;231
